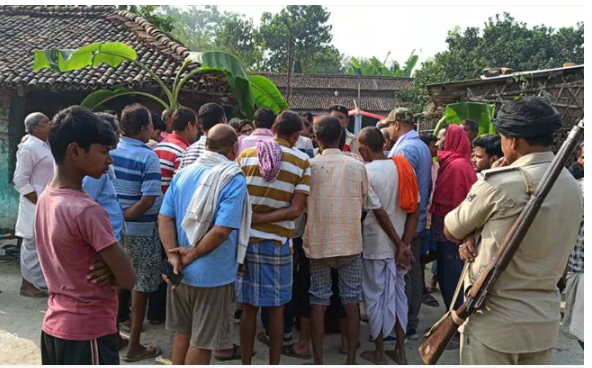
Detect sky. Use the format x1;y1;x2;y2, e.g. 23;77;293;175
217;5;584;66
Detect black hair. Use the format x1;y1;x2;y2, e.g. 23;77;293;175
358;127;385;152
328;104;348;116
274;110;303;138
239;119;253;129
198;103;226;132
102;110;118;118
120;104;152;136
420;132;437;146
439;124;449;134
301;111;313;122
314;115;342;146
151;114;167;132
497;97;557;147
338;128;347;150
172;107;197;132
95;112;120;133
229;120;240;130
461;119;479;132
254;108;277;129
49;106;117;164
472;134;503;158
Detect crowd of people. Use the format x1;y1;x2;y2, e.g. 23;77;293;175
12;96;584;365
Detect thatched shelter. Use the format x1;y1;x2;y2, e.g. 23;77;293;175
425;65;584;147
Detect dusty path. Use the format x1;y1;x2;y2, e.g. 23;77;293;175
0;258;584;365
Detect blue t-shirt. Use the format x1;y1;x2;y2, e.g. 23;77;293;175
82;167;124;241
111;137;162;236
389;129;433;233
160;164;247;288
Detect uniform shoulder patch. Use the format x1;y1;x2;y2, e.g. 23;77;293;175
466;193;477;202
482;166;519;180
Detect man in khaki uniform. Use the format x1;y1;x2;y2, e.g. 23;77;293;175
443;97;584;365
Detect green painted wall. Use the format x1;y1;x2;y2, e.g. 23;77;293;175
0;91;18;232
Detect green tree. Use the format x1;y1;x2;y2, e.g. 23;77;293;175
216;14;264;71
397;13;584;113
117;5;174;33
257;5;343;74
159;5;225;51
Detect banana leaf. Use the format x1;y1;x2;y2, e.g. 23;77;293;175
403;49;419;77
185;51;255;118
248;75;288;114
33;42;136;72
80;89;168;111
433;102;496;136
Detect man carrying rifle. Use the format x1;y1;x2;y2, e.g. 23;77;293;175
443;97;583;365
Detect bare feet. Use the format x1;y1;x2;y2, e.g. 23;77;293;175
386;347;407;365
360;350;388;365
20;279;48;298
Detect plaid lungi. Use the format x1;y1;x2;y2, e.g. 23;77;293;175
236;240;293;307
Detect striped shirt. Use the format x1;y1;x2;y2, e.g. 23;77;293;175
110;137;162;236
154;133;189;193
238;138;311;244
177;135;206;171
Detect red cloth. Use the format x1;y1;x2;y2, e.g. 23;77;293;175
431;125;477;218
391;155;419;214
154;133;190;193
35;187;119;340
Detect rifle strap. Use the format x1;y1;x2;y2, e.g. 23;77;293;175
450;262;470;313
451;310;466;325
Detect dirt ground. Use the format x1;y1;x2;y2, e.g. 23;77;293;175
0;256;584;365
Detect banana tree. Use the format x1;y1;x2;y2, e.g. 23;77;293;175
33;42;287;117
347;50;419;78
433;102;496;136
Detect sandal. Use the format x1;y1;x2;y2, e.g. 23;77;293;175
282;344;312;359
214;344;255;361
422;293;440;307
121;346;162;362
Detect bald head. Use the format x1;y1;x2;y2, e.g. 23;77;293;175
206;124;238;157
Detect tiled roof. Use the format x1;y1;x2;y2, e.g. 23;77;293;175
287;93;395;113
257;72;412;91
0;5;232;94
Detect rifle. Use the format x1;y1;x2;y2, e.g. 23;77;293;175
418;119;584;365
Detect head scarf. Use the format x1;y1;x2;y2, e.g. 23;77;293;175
431;125;477;218
257;139;283;182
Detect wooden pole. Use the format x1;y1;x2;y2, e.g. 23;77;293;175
286;27;293;105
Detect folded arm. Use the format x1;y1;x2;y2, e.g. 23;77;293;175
251;193;307;224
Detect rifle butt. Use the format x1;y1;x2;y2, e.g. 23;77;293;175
418;312;462;365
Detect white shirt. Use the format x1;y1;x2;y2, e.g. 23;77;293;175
362;159;409;260
14;135;54;238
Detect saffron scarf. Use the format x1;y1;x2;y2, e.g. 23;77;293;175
391;155;419;214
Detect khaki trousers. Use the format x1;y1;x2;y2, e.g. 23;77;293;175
460;333;553;365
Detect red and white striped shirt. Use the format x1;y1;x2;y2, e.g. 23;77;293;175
154;133;190;194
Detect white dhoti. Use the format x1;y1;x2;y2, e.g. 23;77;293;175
20;237;47;291
362;258;408;340
563;272;584;342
